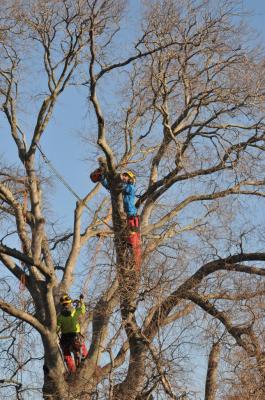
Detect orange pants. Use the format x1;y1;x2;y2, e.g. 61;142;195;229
127;216;142;272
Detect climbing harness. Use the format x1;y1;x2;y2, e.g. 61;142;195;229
70;333;85;369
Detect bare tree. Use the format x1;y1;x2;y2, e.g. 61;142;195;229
1;0;265;399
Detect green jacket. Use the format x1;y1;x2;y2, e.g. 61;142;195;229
57;303;86;334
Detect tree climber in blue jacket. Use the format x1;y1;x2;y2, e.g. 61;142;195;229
100;171;137;217
90;167;142;271
90;166;137;216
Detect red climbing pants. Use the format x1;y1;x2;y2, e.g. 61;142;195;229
127;216;142;272
60;333;88;373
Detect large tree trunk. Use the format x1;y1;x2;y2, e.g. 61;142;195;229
205;342;221;400
42;333;69;400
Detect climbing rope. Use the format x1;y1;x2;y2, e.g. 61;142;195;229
35;143;112;230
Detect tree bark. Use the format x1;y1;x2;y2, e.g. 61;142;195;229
205;342;221;400
42;333;68;400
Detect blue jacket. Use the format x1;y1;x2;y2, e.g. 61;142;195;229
122;182;137;217
100;177;137;217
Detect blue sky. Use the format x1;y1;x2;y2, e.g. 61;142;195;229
243;0;265;50
244;0;265;27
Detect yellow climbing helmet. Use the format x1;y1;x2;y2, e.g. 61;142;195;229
125;170;136;183
60;294;72;305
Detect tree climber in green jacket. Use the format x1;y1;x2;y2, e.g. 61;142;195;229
57;294;88;373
